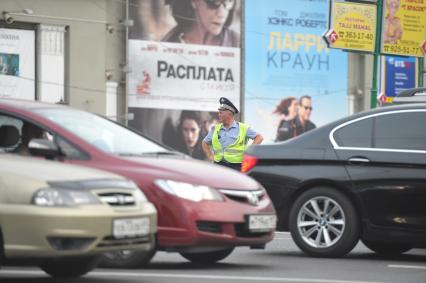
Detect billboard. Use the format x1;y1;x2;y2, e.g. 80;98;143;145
379;55;416;104
127;0;241;159
244;0;348;143
0;28;35;100
327;1;377;53
381;0;426;57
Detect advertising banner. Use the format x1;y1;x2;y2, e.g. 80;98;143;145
327;1;377;53
127;0;241;159
128;42;240;111
0;28;35;100
244;0;348;143
379;55;416;103
381;0;426;57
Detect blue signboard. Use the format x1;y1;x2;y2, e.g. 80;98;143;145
384;56;416;97
244;0;348;142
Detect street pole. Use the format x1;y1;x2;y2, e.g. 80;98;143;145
419;57;424;87
371;0;383;109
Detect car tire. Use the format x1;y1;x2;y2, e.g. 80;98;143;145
99;248;156;269
40;255;101;278
362;240;411;256
180;248;234;264
289;187;359;258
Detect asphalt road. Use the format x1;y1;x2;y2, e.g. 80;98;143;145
1;232;425;283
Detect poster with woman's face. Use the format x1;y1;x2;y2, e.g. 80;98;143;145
128;107;219;160
244;0;349;143
129;0;241;46
127;0;241;111
127;0;242;157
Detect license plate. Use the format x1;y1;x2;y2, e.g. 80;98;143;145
113;218;150;239
247;214;277;232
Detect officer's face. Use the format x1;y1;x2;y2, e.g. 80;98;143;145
182;119;200;148
218;109;232;122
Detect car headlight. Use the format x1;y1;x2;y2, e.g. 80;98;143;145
32;188;100;207
133;188;148;203
154;180;223;202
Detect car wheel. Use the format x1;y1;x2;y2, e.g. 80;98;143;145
180;248;234;264
362;240;411;256
289;187;359;257
40;255;101;278
99;248;156;268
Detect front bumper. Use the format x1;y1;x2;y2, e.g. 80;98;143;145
157;193;276;251
0;202;157;258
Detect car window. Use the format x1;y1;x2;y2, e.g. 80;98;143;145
0;114;54;156
34;108;169;156
0;115;22;152
374;111;426;151
334;118;373;148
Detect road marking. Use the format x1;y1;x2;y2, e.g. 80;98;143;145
0;269;390;283
273;237;292;240
388;264;426;270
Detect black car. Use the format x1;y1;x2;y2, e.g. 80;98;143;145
242;103;426;258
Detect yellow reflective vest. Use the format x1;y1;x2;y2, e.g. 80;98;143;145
212;122;249;163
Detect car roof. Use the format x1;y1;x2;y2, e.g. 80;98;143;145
390;87;426;104
327;102;426;128
291;102;426;145
396;87;426;97
0;98;66;110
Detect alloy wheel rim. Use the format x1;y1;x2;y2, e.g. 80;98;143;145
297;196;345;248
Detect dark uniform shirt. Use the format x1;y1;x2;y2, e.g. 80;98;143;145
275;116;316;142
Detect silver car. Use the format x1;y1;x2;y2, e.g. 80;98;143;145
0;154;157;278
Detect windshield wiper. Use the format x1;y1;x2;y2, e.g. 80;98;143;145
118;151;187;157
141;151;186;157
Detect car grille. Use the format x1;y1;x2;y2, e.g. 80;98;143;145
97;235;151;247
197;221;222;233
97;192;135;206
219;189;265;206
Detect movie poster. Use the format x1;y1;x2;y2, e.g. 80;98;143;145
127;0;241;159
0;28;35;100
244;0;348;143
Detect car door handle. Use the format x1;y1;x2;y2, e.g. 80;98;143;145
348;157;370;165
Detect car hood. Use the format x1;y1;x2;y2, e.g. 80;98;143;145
0;154;121;182
122;157;261;190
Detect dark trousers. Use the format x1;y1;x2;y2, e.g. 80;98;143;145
215;161;242;171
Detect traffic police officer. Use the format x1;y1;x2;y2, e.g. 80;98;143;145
202;97;263;171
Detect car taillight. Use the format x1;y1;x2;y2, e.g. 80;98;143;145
241;154;258;173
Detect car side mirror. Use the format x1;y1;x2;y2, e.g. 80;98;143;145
28;139;59;160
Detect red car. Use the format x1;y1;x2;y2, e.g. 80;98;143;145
0;99;276;267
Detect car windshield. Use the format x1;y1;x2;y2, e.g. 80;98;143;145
34;108;169;156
